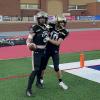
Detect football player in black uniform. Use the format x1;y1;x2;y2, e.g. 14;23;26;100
41;16;69;90
26;11;49;97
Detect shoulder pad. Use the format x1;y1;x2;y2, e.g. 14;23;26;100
29;25;37;33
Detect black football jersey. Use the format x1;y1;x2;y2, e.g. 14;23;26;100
30;24;49;45
47;25;69;51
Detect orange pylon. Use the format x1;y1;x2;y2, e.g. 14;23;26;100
80;52;85;67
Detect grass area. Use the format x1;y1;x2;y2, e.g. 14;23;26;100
0;50;100;100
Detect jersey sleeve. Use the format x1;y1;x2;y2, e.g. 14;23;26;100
59;29;69;40
29;25;37;33
28;25;37;39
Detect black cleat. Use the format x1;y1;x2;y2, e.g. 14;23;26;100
26;89;32;97
36;82;44;89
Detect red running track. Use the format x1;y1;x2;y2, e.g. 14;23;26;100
60;30;100;53
0;30;100;60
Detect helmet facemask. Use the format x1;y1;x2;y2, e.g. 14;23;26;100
36;11;48;25
56;16;67;28
37;17;48;25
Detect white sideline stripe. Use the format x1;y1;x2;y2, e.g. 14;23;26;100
49;59;100;83
65;68;100;83
49;59;100;70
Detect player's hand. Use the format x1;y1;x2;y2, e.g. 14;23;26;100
44;37;50;42
27;43;37;51
45;37;50;41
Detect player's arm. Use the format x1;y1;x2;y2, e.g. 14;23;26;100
47;30;69;46
48;38;63;46
26;33;35;46
26;25;37;46
26;32;37;50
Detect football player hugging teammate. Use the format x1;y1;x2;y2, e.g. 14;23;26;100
40;16;69;90
26;13;69;97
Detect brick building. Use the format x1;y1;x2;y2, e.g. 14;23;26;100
0;0;100;16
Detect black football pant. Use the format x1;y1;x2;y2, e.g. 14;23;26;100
27;49;46;90
43;50;59;71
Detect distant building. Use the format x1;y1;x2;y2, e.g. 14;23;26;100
0;0;100;16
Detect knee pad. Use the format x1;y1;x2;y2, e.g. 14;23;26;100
54;67;59;72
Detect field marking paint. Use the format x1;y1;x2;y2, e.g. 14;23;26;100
49;59;100;83
0;74;30;81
